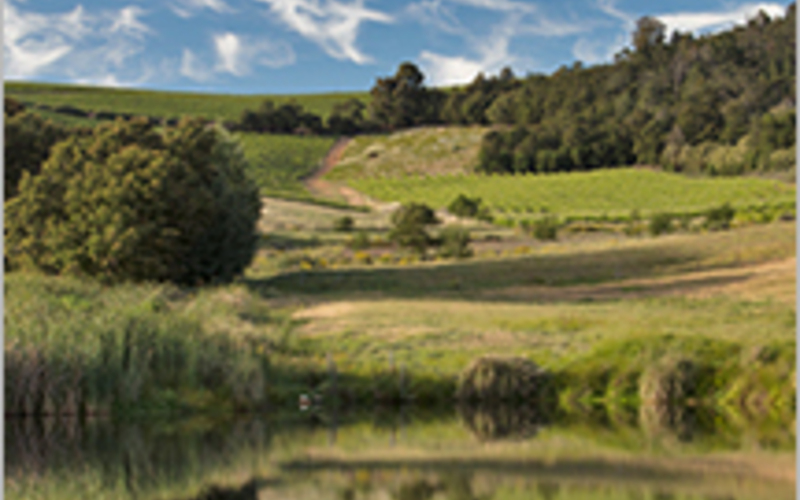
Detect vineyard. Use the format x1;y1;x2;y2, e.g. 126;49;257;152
237;133;336;197
5;81;368;122
347;169;796;220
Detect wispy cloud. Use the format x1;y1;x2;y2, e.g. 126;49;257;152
256;0;392;64
214;32;295;75
656;2;787;36
169;0;235;18
180;48;213;81
410;0;586;86
179;32;295;82
4;2;155;85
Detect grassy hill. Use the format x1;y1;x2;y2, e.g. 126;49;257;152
5;81;369;122
326;126;488;180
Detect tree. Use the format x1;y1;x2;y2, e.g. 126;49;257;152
368;62;440;129
5;117;261;284
4;112;74;200
389;203;439;255
633;17;667;54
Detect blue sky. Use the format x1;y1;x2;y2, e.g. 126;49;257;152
4;0;794;94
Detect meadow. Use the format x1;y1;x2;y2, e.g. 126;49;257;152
344;168;796;219
5;81;368;121
325;126;488;180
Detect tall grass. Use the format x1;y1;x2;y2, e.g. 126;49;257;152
4;273;272;416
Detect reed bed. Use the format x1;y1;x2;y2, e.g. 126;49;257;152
5;273;272;417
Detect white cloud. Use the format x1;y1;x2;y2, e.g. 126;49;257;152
411;0;587;86
572;33;626;65
656;2;787;36
4;1;155;86
181;48;213;81
419;22;517;86
256;0;392;64
169;0;234;18
109;6;151;38
213;32;295;76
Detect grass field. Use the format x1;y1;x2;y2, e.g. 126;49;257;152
6;81;368;121
345;168;796;218
237;133;336;197
326;126;488;180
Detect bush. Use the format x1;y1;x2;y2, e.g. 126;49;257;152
5;117;262;285
648;213;674;236
456;356;553;403
389;203;438;255
348;230;371;250
437;226;473;259
448;194;482;218
333;216;355;232
704;203;735;231
532;216;559;241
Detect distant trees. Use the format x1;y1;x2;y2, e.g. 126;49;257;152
235;99;323;134
368;62;444;129
5;117;261;285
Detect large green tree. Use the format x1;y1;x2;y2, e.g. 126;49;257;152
5;117;261;284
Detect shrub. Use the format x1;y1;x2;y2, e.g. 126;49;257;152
456;356;553;403
389;203;438;255
333;216;355;232
704;203;735;231
348;230;371;250
532;216;559;241
448;194;482;218
437;226;473;259
5;117;261;285
648;213;674;236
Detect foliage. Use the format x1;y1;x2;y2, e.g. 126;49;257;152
233;99;324;134
436;226;473;259
3;111;77;199
5;117;261;285
348;230;371;250
334;216;355;232
4;97;25;116
447;194;482;218
367;62;443;130
649;213;674;236
389;203;439;255
704;203;736;231
532;216;560;241
456;356;552;403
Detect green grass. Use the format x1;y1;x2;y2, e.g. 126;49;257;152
237;133;336;197
345;168;796;218
326;126;488;180
6;81;368;121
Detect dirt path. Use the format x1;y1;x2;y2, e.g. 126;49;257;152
305;138;394;210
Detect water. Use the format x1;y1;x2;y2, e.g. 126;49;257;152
5;405;795;500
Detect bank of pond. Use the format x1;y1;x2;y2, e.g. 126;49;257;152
5;403;795;500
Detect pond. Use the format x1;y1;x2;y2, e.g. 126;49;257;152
5;405;795;500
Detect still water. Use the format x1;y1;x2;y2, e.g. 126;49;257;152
5;405;795;500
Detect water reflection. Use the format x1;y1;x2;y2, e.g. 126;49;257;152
5;404;795;500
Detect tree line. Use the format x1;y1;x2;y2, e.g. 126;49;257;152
231;5;795;176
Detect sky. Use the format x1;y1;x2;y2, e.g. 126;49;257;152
3;0;794;94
